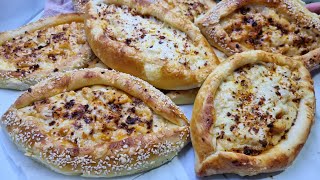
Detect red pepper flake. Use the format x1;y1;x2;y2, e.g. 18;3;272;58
64;99;75;109
125;39;132;45
252;127;259;134
126;116;139;125
230;125;236;131
234;115;240;122
48;54;57;61
49;121;56;126
259;140;268;147
84;117;92;124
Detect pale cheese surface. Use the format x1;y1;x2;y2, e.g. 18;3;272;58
213;63;301;155
95;3;210;71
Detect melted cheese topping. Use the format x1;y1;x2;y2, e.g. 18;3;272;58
16;85;177;148
221;5;320;56
167;0;212;22
0;22;90;76
213;63;301;155
73;0;90;12
96;3;210;70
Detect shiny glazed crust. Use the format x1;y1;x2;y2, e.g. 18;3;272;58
0;13;94;90
1;68;189;177
85;0;219;90
196;0;320;71
191;50;315;176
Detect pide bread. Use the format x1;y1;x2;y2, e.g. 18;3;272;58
196;0;320;71
73;0;215;23
0;13;94;90
1;68;189;177
85;0;219;90
191;50;315;176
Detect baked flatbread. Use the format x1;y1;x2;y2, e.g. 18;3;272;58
196;0;320;71
1;68;189;177
73;0;215;23
191;50;315;176
85;0;219;90
0;13;93;90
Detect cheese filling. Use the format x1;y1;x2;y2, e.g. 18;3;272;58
213;63;301;155
0;22;90;75
16;85;177;148
95;3;210;70
167;0;212;22
221;5;320;56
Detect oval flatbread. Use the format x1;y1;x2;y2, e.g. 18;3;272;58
1;68;189;177
191;50;315;176
0;13;94;90
85;0;219;90
73;0;215;23
196;0;320;71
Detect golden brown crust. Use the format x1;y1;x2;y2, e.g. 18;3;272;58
0;13;94;90
1;68;189;177
196;0;320;71
295;49;320;71
191;50;315;176
85;0;219;90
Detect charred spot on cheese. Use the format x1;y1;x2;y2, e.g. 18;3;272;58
14;85;176;147
0;22;89;76
96;2;210;70
213;63;301;155
221;5;320;56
